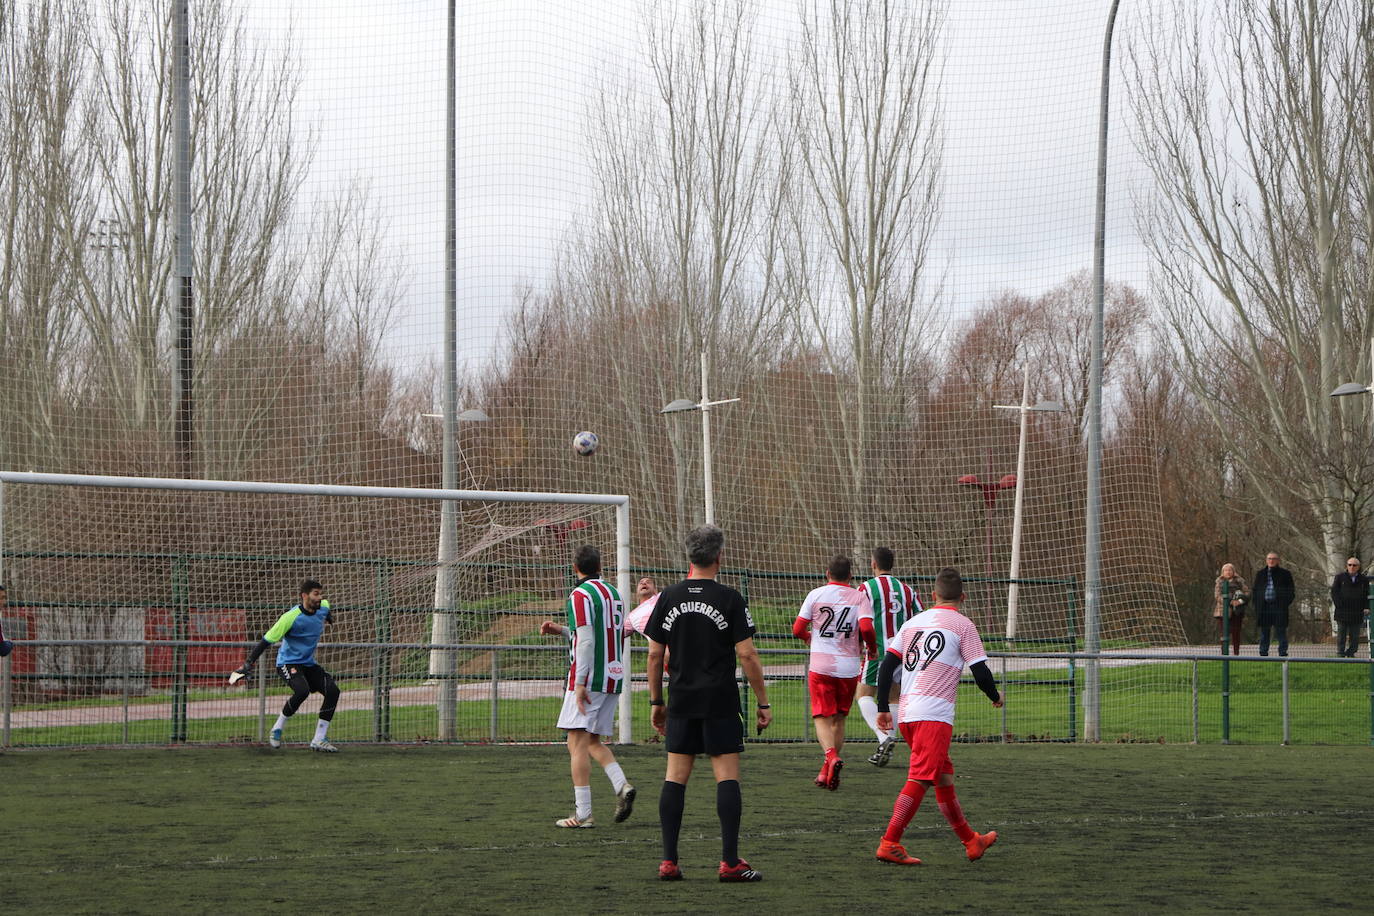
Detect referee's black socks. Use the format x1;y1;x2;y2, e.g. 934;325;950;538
717;779;742;866
660;781;687;862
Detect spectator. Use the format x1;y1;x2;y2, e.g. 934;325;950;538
1252;552;1295;657
1330;557;1368;658
1213;563;1248;655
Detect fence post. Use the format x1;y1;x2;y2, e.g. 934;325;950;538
122;655;130;746
373;563;392;742
489;650;499;743
1281;659;1290;746
256;654;267;742
1000;654;1008;740
1220;580;1230;745
1191;658;1198;744
2;651;10;748
171;555;189;742
1067;582;1078;741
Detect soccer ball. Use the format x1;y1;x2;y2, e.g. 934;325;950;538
572;431;599;456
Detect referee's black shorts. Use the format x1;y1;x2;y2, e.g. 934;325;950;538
665;713;745;756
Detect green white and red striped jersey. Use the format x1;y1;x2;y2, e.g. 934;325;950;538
564;577;626;694
862;574;920;656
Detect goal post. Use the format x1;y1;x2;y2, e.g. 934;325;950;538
0;471;635;745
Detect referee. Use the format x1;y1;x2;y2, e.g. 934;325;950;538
645;524;771;883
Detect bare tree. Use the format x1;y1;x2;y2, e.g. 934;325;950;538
778;0;945;555
1129;0;1374;579
0;0;93;472
553;0;785;555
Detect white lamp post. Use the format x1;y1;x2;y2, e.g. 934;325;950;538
661;352;739;526
993;367;1064;645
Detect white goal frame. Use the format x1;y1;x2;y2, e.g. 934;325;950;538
0;471;636;743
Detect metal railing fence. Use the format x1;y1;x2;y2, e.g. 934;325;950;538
2;642;1370;748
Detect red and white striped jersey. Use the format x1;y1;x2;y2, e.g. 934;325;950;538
888;605;987;725
624;593;658;636
565;577;625;694
797;582;874;678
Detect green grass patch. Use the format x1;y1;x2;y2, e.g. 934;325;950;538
5;743;1372;914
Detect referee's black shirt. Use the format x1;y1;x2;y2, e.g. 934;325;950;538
645;578;755;719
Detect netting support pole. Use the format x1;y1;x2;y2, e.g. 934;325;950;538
617;502;632;744
433;0;461;744
1083;0;1121;745
172;0;194;478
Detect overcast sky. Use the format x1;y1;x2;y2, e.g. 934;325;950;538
246;1;1158;372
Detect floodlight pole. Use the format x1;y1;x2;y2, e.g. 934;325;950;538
994;373;1066;645
993;368;1064;645
662;352;740;527
701;354;716;526
1084;0;1121;743
1006;370;1031;644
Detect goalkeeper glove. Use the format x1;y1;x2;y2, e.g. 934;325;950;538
228;662;253;685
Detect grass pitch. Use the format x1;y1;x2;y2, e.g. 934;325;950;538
6;741;1372;914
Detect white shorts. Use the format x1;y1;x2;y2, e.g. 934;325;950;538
556;688;619;737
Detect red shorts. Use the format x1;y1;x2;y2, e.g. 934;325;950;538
898;719;955;781
808;671;859;717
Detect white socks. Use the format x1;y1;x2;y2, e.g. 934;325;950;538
857;695;891;740
574;785;593;820
604;761;628;794
313;719;331;743
273;714;290;732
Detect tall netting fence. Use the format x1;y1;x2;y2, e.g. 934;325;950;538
23;0;1372;746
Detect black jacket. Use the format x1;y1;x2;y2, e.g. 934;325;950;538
1330;572;1370;624
1252;566;1295;625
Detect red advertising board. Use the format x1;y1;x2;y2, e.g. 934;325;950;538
145;607;248;685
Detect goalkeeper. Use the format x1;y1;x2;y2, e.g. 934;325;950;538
231;578;342;752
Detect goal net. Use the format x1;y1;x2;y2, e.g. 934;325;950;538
0;473;629;747
2;1;1191;745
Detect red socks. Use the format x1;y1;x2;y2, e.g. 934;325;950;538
882;780;927;843
935;784;976;842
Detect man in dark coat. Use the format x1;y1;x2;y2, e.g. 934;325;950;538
1329;557;1369;658
1252;552;1296;657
